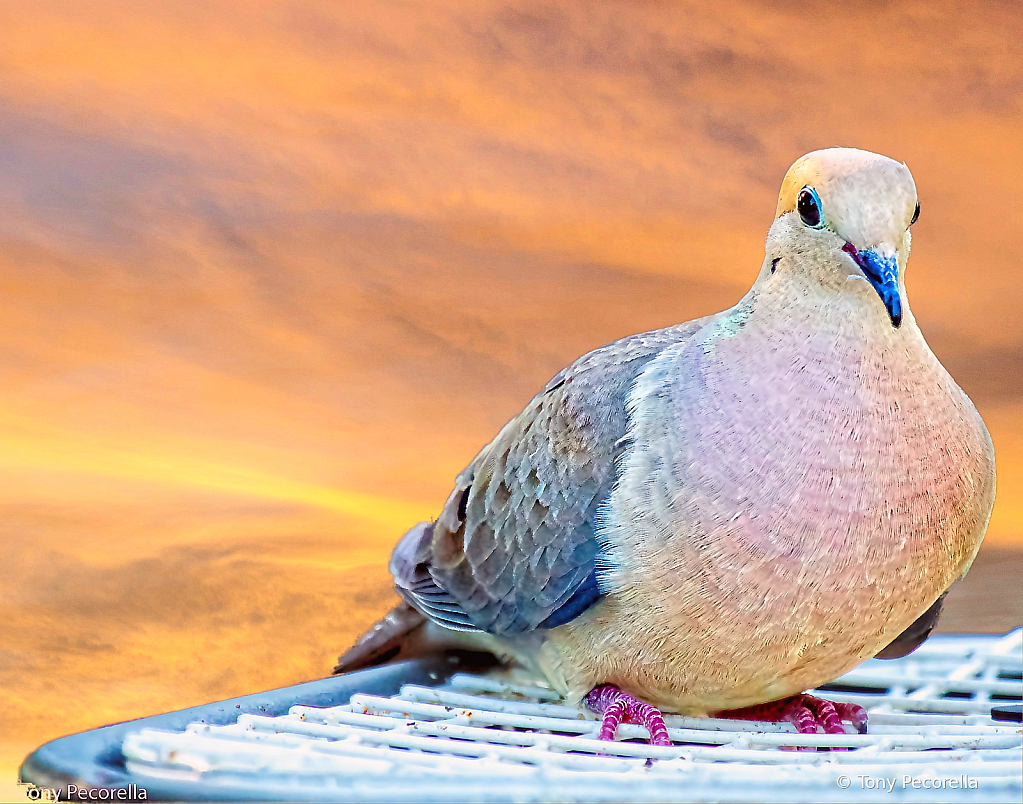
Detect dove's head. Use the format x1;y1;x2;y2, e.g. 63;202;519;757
766;147;919;329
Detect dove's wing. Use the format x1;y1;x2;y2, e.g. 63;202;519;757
874;593;946;659
392;320;708;636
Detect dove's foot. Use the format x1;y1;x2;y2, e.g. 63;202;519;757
584;684;672;746
718;694;868;735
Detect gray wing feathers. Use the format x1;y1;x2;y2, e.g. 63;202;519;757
874;592;946;659
390;522;479;630
392;321;709;636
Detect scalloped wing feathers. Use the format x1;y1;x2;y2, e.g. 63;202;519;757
391;321;709;635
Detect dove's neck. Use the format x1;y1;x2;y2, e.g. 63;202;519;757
738;258;936;371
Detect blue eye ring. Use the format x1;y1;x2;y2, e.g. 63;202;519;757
797;186;825;229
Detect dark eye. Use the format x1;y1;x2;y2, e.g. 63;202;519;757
797;186;824;229
910;201;920;226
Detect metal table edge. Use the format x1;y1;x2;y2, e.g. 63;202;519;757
18;655;468;801
16;633;1018;801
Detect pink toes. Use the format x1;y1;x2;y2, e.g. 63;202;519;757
584;687;866;751
585;684;673;746
801;695;849;734
718;694;869;740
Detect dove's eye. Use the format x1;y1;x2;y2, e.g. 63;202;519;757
910;201;920;226
797;187;824;229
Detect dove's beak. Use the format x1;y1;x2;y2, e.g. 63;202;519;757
842;243;902;328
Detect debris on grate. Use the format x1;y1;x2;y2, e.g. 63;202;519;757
122;631;1023;802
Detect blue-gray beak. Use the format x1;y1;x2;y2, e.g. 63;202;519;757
842;243;902;328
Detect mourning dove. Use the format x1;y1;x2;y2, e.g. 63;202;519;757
337;148;996;744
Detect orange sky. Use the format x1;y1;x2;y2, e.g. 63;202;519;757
1;1;1022;796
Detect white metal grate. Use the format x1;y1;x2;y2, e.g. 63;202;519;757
123;631;1022;802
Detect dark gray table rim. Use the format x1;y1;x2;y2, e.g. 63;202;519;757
19;655;469;802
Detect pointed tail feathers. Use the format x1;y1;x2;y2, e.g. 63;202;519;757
334;600;429;674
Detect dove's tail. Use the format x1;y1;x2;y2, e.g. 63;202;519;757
333;599;499;674
333;599;431;673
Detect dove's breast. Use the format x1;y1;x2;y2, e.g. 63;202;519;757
528;308;996;713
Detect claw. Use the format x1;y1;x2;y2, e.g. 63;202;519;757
718;694;868;749
834;700;869;734
584;684;673;746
